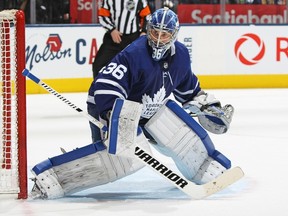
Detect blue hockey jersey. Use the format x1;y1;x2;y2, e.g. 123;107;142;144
88;35;201;120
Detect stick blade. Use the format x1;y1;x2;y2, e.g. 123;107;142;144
192;166;244;199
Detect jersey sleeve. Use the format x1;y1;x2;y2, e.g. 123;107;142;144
172;45;201;104
89;51;136;119
173;71;201;104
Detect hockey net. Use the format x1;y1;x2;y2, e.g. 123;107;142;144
0;10;27;199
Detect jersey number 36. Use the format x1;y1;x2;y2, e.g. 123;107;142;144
100;62;127;80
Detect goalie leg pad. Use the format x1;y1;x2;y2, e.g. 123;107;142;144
192;157;228;184
145;99;231;184
108;98;143;158
30;140;147;199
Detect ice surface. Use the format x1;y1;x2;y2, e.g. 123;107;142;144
1;89;288;216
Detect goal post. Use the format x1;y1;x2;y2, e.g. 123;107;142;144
0;10;27;199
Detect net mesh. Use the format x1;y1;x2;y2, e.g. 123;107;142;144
0;9;20;194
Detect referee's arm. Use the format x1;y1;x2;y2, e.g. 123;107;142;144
98;7;115;32
139;3;151;34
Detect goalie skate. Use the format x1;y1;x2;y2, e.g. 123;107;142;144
29;178;48;199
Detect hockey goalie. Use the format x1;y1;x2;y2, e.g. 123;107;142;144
29;7;242;199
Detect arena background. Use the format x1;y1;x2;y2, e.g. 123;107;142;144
25;24;288;94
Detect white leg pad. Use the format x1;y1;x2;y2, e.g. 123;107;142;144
192;157;227;184
145;101;208;180
108;98;143;158
30;169;64;199
30;133;151;199
53;150;143;195
145;100;231;184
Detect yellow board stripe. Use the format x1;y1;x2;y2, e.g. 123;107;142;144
198;74;288;89
26;78;93;94
25;74;288;94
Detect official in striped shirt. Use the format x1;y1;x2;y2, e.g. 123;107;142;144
92;0;151;79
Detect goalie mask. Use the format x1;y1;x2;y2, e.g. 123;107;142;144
147;7;179;61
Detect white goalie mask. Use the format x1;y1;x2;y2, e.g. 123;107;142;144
147;7;179;61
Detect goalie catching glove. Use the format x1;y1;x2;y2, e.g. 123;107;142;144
183;91;234;134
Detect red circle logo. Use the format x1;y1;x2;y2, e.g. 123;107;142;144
234;33;265;65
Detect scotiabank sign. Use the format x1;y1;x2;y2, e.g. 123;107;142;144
178;5;287;24
70;0;96;23
177;26;287;75
234;33;266;65
234;33;287;65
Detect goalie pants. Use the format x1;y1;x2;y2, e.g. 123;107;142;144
87;102;102;142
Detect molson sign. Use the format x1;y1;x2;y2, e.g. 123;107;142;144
25;26;105;79
178;5;287;24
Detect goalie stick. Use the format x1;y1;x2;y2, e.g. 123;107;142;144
22;68;244;199
22;69;108;132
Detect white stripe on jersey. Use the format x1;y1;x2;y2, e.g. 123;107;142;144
87;95;95;104
94;90;126;100
96;78;128;98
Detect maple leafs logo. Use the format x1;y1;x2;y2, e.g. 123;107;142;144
141;86;166;118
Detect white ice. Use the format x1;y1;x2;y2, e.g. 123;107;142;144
1;89;288;216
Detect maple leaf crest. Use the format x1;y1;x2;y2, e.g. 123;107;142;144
141;86;166;118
